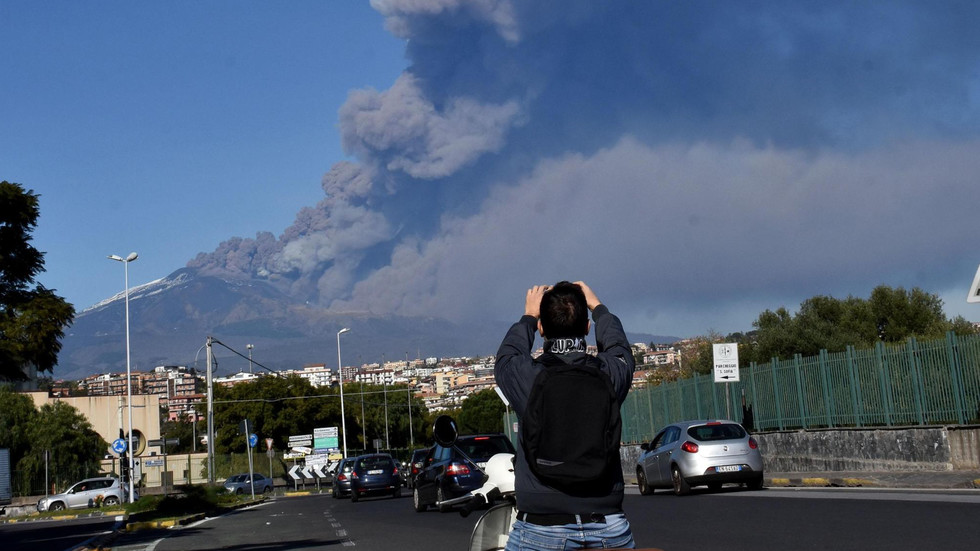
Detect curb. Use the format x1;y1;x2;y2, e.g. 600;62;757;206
768;476;877;488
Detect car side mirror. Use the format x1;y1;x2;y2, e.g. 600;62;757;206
433;415;458;447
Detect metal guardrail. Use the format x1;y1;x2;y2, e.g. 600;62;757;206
622;332;980;444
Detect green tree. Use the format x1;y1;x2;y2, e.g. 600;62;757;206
457;388;507;434
0;386;38;468
745;285;976;361
0;181;75;381
17;401;107;491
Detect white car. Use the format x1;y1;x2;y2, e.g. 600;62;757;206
37;476;132;511
636;420;764;496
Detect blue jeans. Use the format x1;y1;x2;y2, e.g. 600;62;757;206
504;513;635;550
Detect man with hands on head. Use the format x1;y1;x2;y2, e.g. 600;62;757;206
495;281;636;550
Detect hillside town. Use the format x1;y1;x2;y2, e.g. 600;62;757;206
48;342;680;419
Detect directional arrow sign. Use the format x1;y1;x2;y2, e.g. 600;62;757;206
301;466;315;479
312;464;327;478
111;438;127;455
288;465;303;480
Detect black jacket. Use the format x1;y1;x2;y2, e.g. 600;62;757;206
494;304;635;514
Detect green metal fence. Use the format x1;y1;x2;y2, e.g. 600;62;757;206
621;332;980;444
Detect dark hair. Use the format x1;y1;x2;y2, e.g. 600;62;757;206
539;281;588;338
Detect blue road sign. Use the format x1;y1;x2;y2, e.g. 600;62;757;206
112;438;128;454
248;433;258;448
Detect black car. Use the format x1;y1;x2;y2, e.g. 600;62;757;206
413;433;515;512
405;448;429;489
349;453;402;502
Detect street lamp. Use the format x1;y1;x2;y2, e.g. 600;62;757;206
247;344;254;373
337;328;351;458
108;251;138;504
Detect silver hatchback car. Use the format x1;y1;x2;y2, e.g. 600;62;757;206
636;420;764;496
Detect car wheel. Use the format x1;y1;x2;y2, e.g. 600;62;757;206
436;487;451;513
671;465;691;496
236;487;244;495
637;468;654;496
351;490;360;502
747;475;764;491
49;501;66;511
103;496;120;507
263;485;272;494
392;486;401;499
413;487;427;512
332;488;339;499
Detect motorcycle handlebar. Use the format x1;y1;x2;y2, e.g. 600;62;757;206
459;494;486;518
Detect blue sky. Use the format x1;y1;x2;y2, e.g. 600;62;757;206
4;1;980;338
2;1;405;309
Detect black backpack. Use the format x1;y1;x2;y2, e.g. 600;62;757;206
520;352;622;494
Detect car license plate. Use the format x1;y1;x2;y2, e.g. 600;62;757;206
717;465;742;473
368;469;383;475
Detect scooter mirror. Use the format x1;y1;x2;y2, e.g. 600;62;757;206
433;415;458;447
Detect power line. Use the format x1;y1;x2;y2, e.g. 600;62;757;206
210;338;281;377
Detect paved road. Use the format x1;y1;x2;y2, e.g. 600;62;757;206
0;514;121;551
107;486;980;551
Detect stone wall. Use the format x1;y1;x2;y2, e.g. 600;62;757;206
620;425;980;476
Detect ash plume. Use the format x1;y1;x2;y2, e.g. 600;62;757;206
189;1;980;334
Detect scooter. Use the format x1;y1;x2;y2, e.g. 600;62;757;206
430;415;663;551
431;415;517;551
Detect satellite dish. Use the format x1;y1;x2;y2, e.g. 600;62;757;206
968;263;980;304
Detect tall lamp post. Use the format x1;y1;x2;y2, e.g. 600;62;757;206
108;252;138;504
337;328;351;457
247;344;254;373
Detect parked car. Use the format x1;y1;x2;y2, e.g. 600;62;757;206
636;419;764;496
36;476;131;512
223;473;274;495
413;433;515;512
349;454;401;502
332;457;356;498
405;448;429;489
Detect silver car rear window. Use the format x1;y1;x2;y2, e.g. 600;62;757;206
687;423;746;442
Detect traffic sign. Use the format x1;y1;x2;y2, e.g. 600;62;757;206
112;438;128;454
713;343;740;383
313;427;339;453
248;433;259;448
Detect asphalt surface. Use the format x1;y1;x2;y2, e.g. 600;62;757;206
4;470;980;550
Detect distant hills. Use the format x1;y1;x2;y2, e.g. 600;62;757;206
54;267;679;381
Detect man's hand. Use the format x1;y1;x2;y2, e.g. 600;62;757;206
574;281;601;311
525;285;549;318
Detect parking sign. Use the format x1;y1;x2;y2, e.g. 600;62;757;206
713;343;740;383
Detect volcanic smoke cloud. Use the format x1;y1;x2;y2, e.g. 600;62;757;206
189;1;980;336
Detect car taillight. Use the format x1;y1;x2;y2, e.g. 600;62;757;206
392;467;399;476
337;474;347;482
350;471;359;479
748;437;758;449
446;462;471;475
681;441;699;453
412;467;419;475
